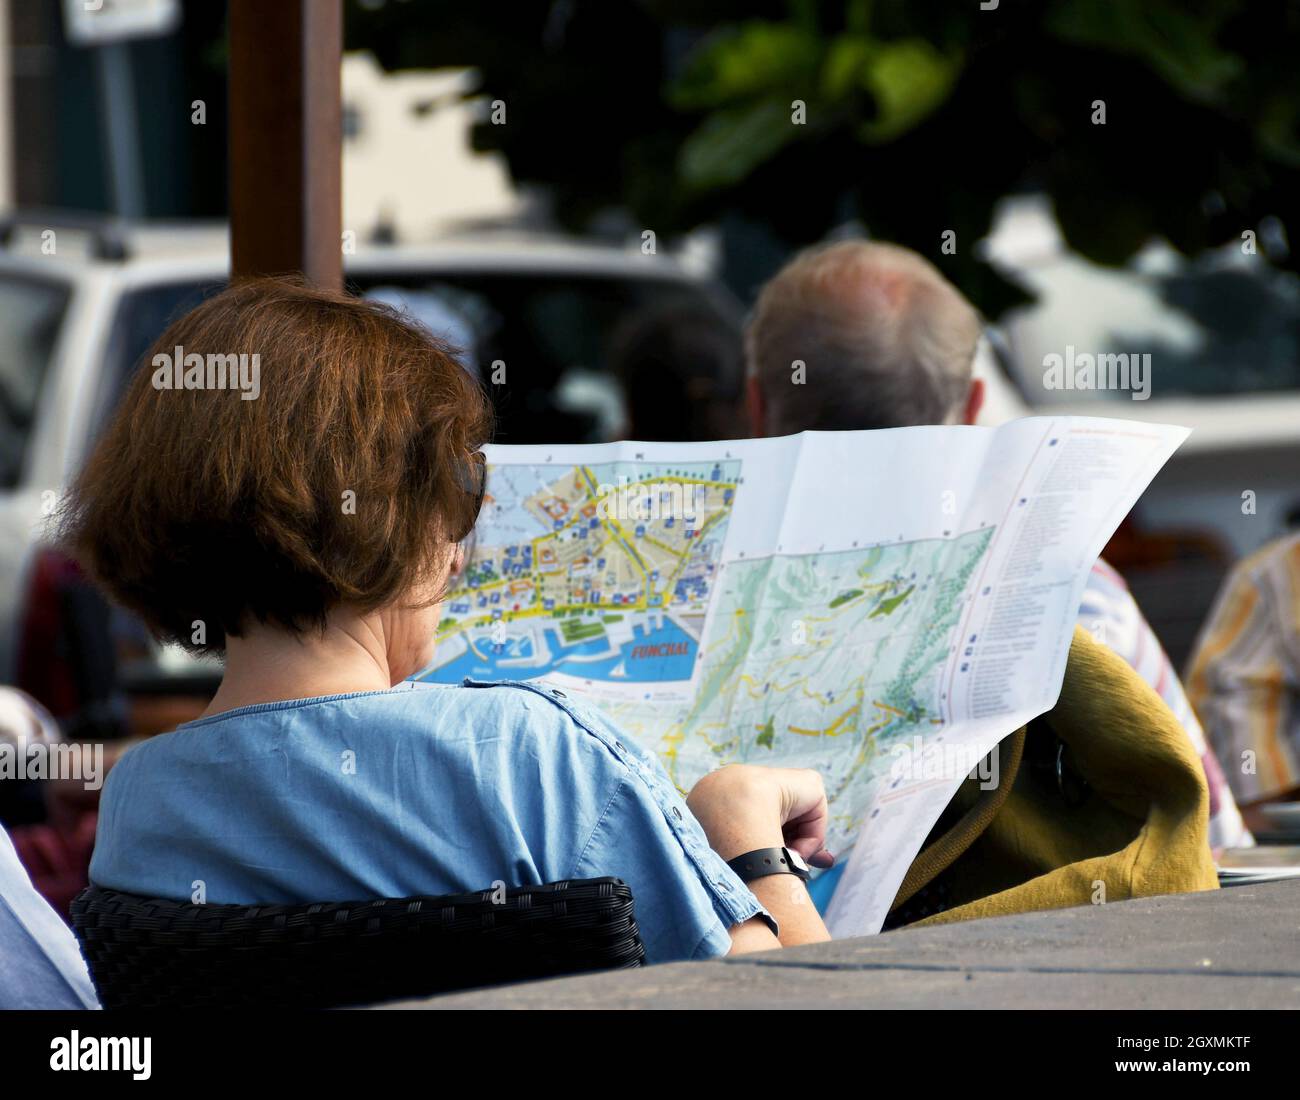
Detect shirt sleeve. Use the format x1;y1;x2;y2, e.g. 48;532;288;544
1187;545;1300;803
0;826;100;1009
513;686;771;964
456;679;771;963
569;767;768;963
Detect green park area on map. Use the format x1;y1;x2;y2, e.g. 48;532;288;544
605;528;995;849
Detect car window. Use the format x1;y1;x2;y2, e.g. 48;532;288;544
93;279;222;444
90;270;740;450
103;279;222;396
0;274;71;489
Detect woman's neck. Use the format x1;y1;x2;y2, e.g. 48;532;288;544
201;612;396;719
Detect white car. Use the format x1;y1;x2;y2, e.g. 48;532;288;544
0;215;742;699
976;195;1300;664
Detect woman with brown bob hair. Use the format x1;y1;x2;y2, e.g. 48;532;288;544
64;278;832;964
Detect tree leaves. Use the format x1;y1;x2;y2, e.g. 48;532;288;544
678;98;803;191
349;0;1300;315
1046;0;1244;103
671;23;961;191
853;38;960;144
671;22;821;110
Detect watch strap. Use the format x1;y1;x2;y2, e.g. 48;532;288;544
727;846;810;884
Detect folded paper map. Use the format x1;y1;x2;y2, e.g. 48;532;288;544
417;417;1187;936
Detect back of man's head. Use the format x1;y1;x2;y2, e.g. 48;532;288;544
745;240;982;435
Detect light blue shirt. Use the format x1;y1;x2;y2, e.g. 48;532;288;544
89;680;768;964
0;825;99;1009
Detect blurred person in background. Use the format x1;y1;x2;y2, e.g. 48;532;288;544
0;687;99;1008
15;550;131;744
0;823;99;1009
743;239;1251;855
0;687;62;830
609;298;746;441
0;685;100;913
59;278;837;964
1187;532;1300;832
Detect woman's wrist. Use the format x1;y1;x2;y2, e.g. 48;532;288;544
686;766;786;861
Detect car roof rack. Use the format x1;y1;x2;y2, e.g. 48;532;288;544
0;208;130;261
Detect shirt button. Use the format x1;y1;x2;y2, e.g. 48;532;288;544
672;806;683;820
550;689;566;698
615;741;625;751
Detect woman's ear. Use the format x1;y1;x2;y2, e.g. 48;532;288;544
962;378;986;426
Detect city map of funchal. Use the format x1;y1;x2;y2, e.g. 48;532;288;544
421;458;994;851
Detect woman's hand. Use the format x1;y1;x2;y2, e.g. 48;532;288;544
686;764;834;868
688;764;835;953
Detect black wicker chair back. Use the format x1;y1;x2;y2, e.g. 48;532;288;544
71;878;644;1008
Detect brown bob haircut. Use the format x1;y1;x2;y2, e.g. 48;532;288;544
59;276;492;656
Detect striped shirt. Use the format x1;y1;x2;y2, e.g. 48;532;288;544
1187;534;1300;806
1080;559;1251;851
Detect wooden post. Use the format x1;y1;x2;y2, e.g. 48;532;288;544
228;0;342;289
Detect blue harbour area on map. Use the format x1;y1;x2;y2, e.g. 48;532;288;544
426;616;699;683
419;458;742;688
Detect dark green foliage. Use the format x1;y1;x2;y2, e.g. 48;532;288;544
349;0;1300;314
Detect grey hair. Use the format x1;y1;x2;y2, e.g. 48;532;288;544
744;240;982;434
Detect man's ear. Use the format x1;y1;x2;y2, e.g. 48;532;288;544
962;378;986;426
746;375;766;437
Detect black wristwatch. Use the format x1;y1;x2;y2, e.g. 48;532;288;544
726;846;811;884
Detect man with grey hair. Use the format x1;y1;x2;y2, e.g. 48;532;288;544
743;238;1249;853
745;241;987;436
